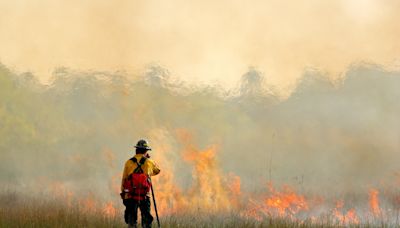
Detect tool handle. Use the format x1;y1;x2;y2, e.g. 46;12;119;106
150;180;161;228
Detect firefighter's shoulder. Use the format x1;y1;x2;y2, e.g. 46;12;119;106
145;158;156;165
124;158;134;166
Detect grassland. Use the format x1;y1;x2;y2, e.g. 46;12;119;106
0;191;387;228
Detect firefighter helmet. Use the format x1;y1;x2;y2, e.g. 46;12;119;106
135;139;152;150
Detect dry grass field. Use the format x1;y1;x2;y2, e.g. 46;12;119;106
0;190;396;228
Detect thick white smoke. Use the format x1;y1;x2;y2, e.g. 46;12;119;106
0;62;399;200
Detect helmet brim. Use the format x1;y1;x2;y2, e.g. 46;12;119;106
135;146;152;150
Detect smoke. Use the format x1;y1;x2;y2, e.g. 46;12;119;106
1;0;400;92
0;62;399;201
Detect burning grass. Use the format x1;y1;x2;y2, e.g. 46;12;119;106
0;190;290;227
0;193;346;228
1;189;399;228
2;133;399;227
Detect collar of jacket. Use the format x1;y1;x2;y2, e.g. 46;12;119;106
134;153;145;158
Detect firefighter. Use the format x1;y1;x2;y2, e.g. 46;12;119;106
121;139;160;228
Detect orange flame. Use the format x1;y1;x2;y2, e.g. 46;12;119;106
259;184;308;219
182;145;232;212
40;129;396;225
264;186;308;217
369;188;381;216
332;200;359;225
79;194;97;214
228;173;241;196
102;201;116;218
241;183;308;221
151;129;236;215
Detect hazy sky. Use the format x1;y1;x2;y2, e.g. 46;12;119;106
0;0;399;91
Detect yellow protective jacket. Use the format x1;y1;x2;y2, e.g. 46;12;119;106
120;154;160;199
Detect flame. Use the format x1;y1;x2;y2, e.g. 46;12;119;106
369;188;381;216
227;173;241;196
49;181;74;207
151;129;235;215
332;200;359;225
241;199;264;221
241;183;308;221
38;130;398;225
182;144;232;212
102;201;116;218
152;168;182;215
263;184;308;217
79;193;97;214
147;128;183;215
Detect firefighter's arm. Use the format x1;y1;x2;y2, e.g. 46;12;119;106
121;161;130;192
149;159;160;176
